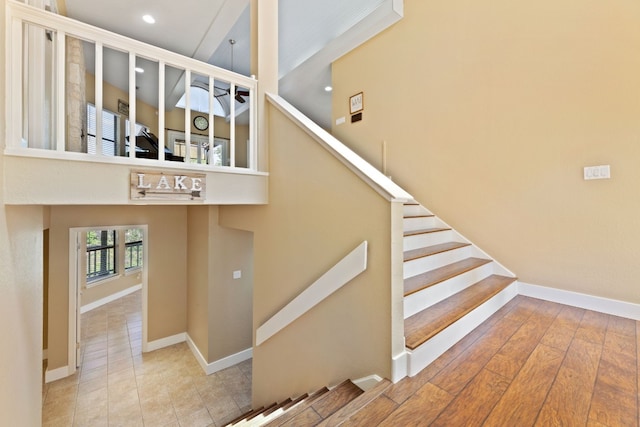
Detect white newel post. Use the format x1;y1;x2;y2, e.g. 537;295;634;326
251;0;278;172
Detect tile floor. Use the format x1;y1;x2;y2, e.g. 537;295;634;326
42;290;252;427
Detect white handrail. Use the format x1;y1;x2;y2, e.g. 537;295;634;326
256;241;368;346
266;93;413;203
6;1;258;170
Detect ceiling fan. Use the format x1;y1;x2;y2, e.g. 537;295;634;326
214;86;250;103
215;38;250;104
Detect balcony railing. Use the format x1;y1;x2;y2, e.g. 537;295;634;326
5;1;259;171
86;244;115;281
125;240;143;271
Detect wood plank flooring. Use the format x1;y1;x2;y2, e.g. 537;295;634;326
355;295;639;426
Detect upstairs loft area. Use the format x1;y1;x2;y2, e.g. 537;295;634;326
6;1;259;173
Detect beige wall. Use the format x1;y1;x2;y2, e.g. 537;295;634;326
209;219;253;361
47;205;187;370
187;206;211;360
220;104;393;406
0;0;45;423
332;0;640;303
0;207;44;425
187;206;253;364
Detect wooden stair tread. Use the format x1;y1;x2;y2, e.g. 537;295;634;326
264;388;329;426
274;381;363;426
403;227;450;237
404;214;434;219
404;275;517;350
315;379;392;427
404;241;470;262
404;257;492;296
310;380;364;419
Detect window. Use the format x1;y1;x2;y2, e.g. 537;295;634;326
85;227;144;285
87;104;149;157
87;104;118;156
176;85;225;117
86;229;116;282
125;228;143;271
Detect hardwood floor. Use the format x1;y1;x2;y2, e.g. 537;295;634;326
365;295;638;426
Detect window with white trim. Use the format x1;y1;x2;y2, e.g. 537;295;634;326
86;229;117;282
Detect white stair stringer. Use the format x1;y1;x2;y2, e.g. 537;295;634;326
406;280;518;377
403;261;496;319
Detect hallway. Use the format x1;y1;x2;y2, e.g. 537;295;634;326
42;290;252;426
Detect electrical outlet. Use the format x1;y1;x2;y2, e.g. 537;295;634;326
584;165;610;180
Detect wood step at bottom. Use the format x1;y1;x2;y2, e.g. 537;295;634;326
264;387;329;427
404;241;471;262
315;379;392;427
404;257;492;297
404;275;517;350
277;380;364;426
404;214;434;219
404;227;450;237
228;406;266;425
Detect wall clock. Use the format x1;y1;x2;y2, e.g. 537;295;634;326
193;115;209;131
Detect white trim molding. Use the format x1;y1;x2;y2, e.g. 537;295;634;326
81;284;142;314
146;333;186;352
518;282;640;320
391;351;408;383
45;365;72;384
186;334;253;375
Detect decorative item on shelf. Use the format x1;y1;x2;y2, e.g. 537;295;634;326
193;115;208;131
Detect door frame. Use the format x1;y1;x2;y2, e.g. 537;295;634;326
67;224;149;375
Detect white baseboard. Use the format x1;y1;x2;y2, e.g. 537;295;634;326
42;349;48;361
391;351;408;383
518;282;640;320
45;365;71;384
146;332;186;352
186;334;252;375
81;284;142;314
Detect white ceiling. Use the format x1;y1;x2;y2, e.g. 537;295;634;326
63;0;403;129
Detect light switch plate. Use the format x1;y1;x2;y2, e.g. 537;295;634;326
584;165;610;180
233;270;242;279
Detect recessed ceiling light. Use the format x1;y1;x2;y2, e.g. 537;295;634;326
135;67;144;73
142;14;155;24
324;86;333;92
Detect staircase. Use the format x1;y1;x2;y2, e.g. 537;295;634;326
226;379;392;426
401;201;518;376
226;200;518;426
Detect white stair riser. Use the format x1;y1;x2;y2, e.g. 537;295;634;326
403;216;436;232
403;262;495;318
406;282;518;377
404;246;477;279
403;204;432;217
403;230;456;252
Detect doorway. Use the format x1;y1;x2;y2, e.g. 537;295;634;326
67;225;148;374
